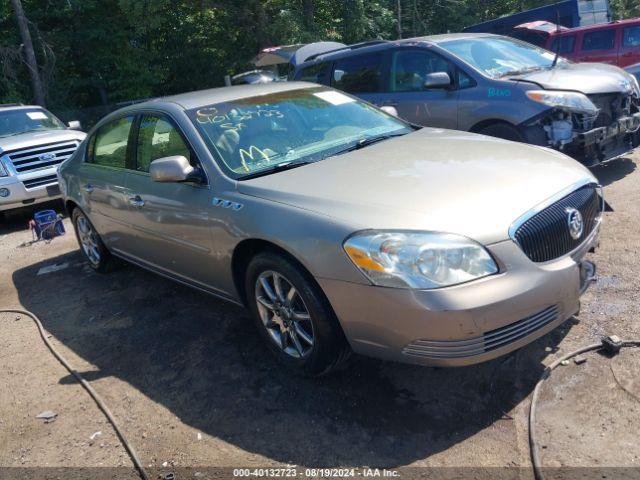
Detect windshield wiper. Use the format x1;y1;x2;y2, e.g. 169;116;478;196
330;132;409;157
499;66;545;78
238;160;313;180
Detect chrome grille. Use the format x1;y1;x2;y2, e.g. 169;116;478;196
22;174;58;190
4;140;79;173
403;305;559;359
513;185;601;263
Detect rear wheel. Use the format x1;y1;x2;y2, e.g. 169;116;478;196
477;123;524;142
246;252;351;376
71;208;114;273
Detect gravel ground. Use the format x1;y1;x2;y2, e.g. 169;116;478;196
0;150;638;479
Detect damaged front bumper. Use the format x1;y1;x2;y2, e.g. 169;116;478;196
522;104;640;167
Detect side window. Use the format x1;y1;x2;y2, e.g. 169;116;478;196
457;69;476;89
331;53;383;94
297;62;329;84
582;29;615;51
623;26;640;48
390;49;451;92
551;35;576;54
136;115;191;173
91;116;134;168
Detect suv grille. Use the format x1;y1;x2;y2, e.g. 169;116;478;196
23;174;58;190
513;185;601;263
4;140;79;174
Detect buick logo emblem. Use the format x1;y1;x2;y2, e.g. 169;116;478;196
39;152;56;161
566;208;584;240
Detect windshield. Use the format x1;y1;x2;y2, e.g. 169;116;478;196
439;36;567;79
0;108;66;137
187;87;412;179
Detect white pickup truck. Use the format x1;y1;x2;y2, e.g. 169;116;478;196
0;104;85;214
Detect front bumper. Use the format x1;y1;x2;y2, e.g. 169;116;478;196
0;171;61;212
571;112;640;164
319;231;599;367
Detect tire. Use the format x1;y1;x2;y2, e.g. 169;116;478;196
245;252;351;376
477;123;524;142
71;208;114;273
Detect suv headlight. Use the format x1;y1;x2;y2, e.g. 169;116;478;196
526;90;598;115
343;231;498;289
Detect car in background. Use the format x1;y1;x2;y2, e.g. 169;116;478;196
517;18;640;68
627;62;640;82
60;82;601;375
0;104;85;214
293;34;640;166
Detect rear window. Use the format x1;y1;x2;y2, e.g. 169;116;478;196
550;35;576;54
331;53;383;94
623;26;640;48
90;116;134;168
297;62;329;84
581;29;615;51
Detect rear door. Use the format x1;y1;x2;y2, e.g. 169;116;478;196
119;112;217;289
575;27;618;64
376;47;459;129
330;52;386;106
79;115;135;250
620;24;640;67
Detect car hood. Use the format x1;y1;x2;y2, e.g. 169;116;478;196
0;129;86;154
512;62;637;94
237;128;597;245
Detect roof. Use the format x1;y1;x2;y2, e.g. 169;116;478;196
296;33;496;67
406;33;497;43
133;82;319;110
552;18;640;35
0;104;41;112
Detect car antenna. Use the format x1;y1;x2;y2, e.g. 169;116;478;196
551;8;561;68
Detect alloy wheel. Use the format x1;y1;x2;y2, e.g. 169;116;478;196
76;215;101;266
255;270;314;358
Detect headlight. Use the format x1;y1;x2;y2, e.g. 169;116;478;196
526;90;599;115
343;231;498;289
629;74;640;98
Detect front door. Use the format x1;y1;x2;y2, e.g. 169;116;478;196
575;28;618;64
120;113;217;290
620;24;640;68
376;48;459;129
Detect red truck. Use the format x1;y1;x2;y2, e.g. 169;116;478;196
517;18;640;67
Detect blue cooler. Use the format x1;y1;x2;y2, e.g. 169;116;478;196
33;210;65;240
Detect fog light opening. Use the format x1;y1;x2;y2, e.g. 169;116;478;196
0;188;10;198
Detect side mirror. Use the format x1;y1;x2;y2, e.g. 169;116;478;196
424;72;451;89
67;120;82;130
149;155;195;183
380;105;399;117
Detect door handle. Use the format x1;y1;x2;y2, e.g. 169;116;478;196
83;183;94;194
128;195;145;208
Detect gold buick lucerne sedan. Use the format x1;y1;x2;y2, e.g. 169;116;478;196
58;82;602;375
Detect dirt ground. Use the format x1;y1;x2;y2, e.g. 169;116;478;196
0;151;639;479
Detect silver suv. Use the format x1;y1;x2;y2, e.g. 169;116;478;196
0;104;85;213
60;83;602;375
